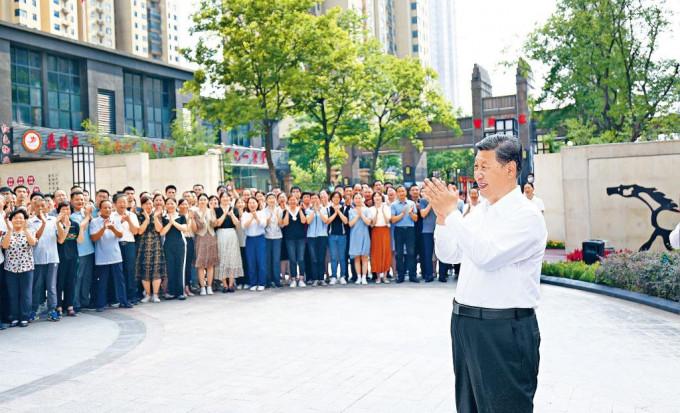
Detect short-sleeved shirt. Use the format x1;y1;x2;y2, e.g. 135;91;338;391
4;230;37;273
215;206;239;230
89;216;123;265
528;195;545;213
390;200;417;227
111;210;140;242
57;220;80;261
0;212;6;265
241;210;267;237
264;207;283;239
368;204;391;227
305;206;328;238
71;210;95;257
30;216;60;265
283;208;307;240
419;199;437;233
162;214;187;245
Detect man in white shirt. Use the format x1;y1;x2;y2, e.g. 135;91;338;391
111;193;140;304
424;133;547;413
671;222;679;249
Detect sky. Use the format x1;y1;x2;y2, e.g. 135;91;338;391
176;0;680;115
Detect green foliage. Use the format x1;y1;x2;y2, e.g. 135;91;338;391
286;123;347;190
542;260;599;282
525;0;680;143
546;240;566;250
426;149;474;180
353;51;460;179
182;0;318;187
595;250;680;301
169;114;217;157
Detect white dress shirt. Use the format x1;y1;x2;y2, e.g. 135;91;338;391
671;223;680;249
111;210;140;242
435;186;547;309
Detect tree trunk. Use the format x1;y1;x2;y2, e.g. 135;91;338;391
323;138;331;188
369;147;380;183
263;120;279;188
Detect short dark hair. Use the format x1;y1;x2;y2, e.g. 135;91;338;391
100;199;113;208
70;185;82;192
57;201;74;213
475;133;523;176
524;182;534;189
112;193;127;203
301;191;312;198
0;187;11;192
70;191;84;199
165;185;177;192
30;192;44;201
8;209;28;221
14;185;28;193
96;189;110;196
193;184;204;189
291;186;301;192
372;180;383;186
123;186;135;192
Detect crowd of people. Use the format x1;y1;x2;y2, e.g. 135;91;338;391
0;178;545;330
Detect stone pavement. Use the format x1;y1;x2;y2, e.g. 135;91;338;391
0;281;678;412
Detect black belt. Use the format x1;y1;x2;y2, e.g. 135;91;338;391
453;300;534;320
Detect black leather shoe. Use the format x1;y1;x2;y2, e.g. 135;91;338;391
396;279;405;284
119;302;134;309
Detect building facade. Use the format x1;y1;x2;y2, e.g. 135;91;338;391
427;0;457;106
1;0;180;65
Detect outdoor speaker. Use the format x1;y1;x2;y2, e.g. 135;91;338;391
583;240;605;265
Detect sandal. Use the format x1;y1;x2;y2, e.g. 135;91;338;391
67;309;76;317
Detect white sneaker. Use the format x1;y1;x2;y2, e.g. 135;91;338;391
236;284;243;290
361;275;368;285
250;286;258;291
355;277;361;285
329;278;337;285
257;286;265;291
152;294;161;303
298;280;306;288
244;284;251;290
199;287;206;296
290;280;297;288
339;276;347;285
206;287;214;295
320;280;327;286
140;295;151;303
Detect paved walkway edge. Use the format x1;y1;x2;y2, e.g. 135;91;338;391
541;275;680;315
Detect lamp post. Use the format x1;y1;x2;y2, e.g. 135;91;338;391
71;145;96;197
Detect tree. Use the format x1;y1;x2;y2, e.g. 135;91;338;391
291;9;368;187
427;149;475;181
287;126;347;190
525;0;680;142
182;0;316;188
169;114;218;157
355;51;459;179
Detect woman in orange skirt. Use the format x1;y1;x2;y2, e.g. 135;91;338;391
369;191;392;283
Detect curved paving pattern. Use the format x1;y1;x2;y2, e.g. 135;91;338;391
0;282;677;412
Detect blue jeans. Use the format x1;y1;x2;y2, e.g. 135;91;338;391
95;263;128;309
32;263;58;312
5;270;33;322
74;253;94;310
328;234;347;278
119;242;138;301
421;232;435;281
394;226;417;281
246;235;267;287
266;238;282;287
286;238;306;279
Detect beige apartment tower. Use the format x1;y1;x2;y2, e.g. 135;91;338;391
114;0;179;64
1;0;42;30
79;0;116;49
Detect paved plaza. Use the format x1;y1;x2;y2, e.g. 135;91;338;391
0;281;678;413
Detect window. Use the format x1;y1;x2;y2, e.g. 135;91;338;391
54;24;60;31
32;13;37;20
53;0;58;3
124;72;144;135
143;47;147;53
135;45;139;51
46;54;82;130
105;15;110;22
411;2;416;9
144;76;170;139
11;46;43;126
134;22;138;28
226;124;252;147
105;28;111;34
53;11;59;18
106;40;112;47
135;34;138;40
134;11;137;17
412;44;419;52
14;9;27;18
412;30;418;38
32;0;37;5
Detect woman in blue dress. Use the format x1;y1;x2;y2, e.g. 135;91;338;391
348;192;373;285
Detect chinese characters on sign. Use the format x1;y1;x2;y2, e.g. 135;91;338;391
4;175;40;193
225;148;268;165
46;133;80;151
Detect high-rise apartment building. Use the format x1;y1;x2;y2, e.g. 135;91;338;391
80;0;116;49
394;0;430;68
1;0;180;65
428;0;457;106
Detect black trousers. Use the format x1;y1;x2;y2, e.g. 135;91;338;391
451;307;540;413
393;227;417;281
164;241;186;297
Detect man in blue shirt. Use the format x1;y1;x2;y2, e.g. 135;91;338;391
419;195;437;283
70;191;95;313
89;199;132;312
390;186;420;283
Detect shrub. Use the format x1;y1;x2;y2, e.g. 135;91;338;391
595;251;680;302
546;240;566;249
542;261;598;281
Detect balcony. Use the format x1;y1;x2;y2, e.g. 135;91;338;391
96;19;104;26
61;5;70;14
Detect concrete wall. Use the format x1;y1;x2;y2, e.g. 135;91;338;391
533;153;565;243
0;151;223;197
538;140;680;252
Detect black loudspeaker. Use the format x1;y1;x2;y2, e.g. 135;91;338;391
583;240;605;265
